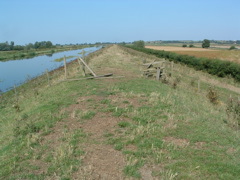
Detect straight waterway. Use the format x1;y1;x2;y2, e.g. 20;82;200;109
0;46;101;92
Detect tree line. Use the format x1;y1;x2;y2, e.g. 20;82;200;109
0;41;53;51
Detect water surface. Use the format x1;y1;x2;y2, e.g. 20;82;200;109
0;46;100;92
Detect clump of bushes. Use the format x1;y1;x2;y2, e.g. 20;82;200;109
229;46;237;50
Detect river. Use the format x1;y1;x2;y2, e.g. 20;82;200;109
0;46;101;93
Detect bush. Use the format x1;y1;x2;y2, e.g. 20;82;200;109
207;86;219;104
182;44;187;47
132;40;145;48
226;97;240;128
229;46;236;50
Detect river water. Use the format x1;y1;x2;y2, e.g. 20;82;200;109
0;46;101;92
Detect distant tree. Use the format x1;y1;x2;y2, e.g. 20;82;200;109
10;41;14;50
229;46;236;50
13;45;24;50
46;41;53;48
133;40;145;48
202;39;210;48
120;42;126;45
34;41;41;49
25;43;34;50
182;44;187;47
0;41;10;51
189;44;194;48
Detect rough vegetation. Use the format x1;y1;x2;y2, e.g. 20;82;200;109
128;45;240;82
0;45;240;179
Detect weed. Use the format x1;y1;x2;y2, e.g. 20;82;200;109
81;111;96;120
100;99;111;104
226;97;240;128
114;143;124;151
190;78;196;87
118;121;130;128
207;86;219;104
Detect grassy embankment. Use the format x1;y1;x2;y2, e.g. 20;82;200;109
0;45;93;61
0;45;239;179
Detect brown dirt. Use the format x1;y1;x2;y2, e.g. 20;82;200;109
73;144;126;179
194;142;206;149
163;137;190;148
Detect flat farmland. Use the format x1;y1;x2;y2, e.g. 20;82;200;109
146;46;240;64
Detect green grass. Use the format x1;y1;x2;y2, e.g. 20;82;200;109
0;45;239;179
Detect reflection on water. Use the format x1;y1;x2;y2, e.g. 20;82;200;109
0;46;100;92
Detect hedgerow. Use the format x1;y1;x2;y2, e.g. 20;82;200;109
126;46;240;82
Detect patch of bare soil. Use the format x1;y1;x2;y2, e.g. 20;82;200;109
226;147;237;154
194;142;206;149
73;144;126;180
139;165;154;180
70;96;128;179
81;112;120;138
163;137;190;148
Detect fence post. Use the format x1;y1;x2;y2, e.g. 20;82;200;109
77;58;86;76
64;56;67;79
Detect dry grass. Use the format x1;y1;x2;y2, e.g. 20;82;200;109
146;46;240;64
146;46;217;52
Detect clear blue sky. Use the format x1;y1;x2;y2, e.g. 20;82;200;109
0;0;239;45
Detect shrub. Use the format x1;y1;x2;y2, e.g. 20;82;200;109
132;40;145;48
226;97;240;127
229;46;236;50
207;86;219;104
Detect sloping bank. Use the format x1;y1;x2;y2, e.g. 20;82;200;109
126;46;240;82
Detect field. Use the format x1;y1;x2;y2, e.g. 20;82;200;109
146;46;240;64
0;45;240;179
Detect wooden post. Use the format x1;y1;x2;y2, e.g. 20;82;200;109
156;67;161;81
77;58;86;76
64;56;67;79
198;80;200;92
46;69;50;86
78;57;97;77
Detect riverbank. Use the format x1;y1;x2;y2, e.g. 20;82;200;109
0;44;94;61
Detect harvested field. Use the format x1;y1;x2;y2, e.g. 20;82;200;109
146;46;240;64
146;46;217;52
